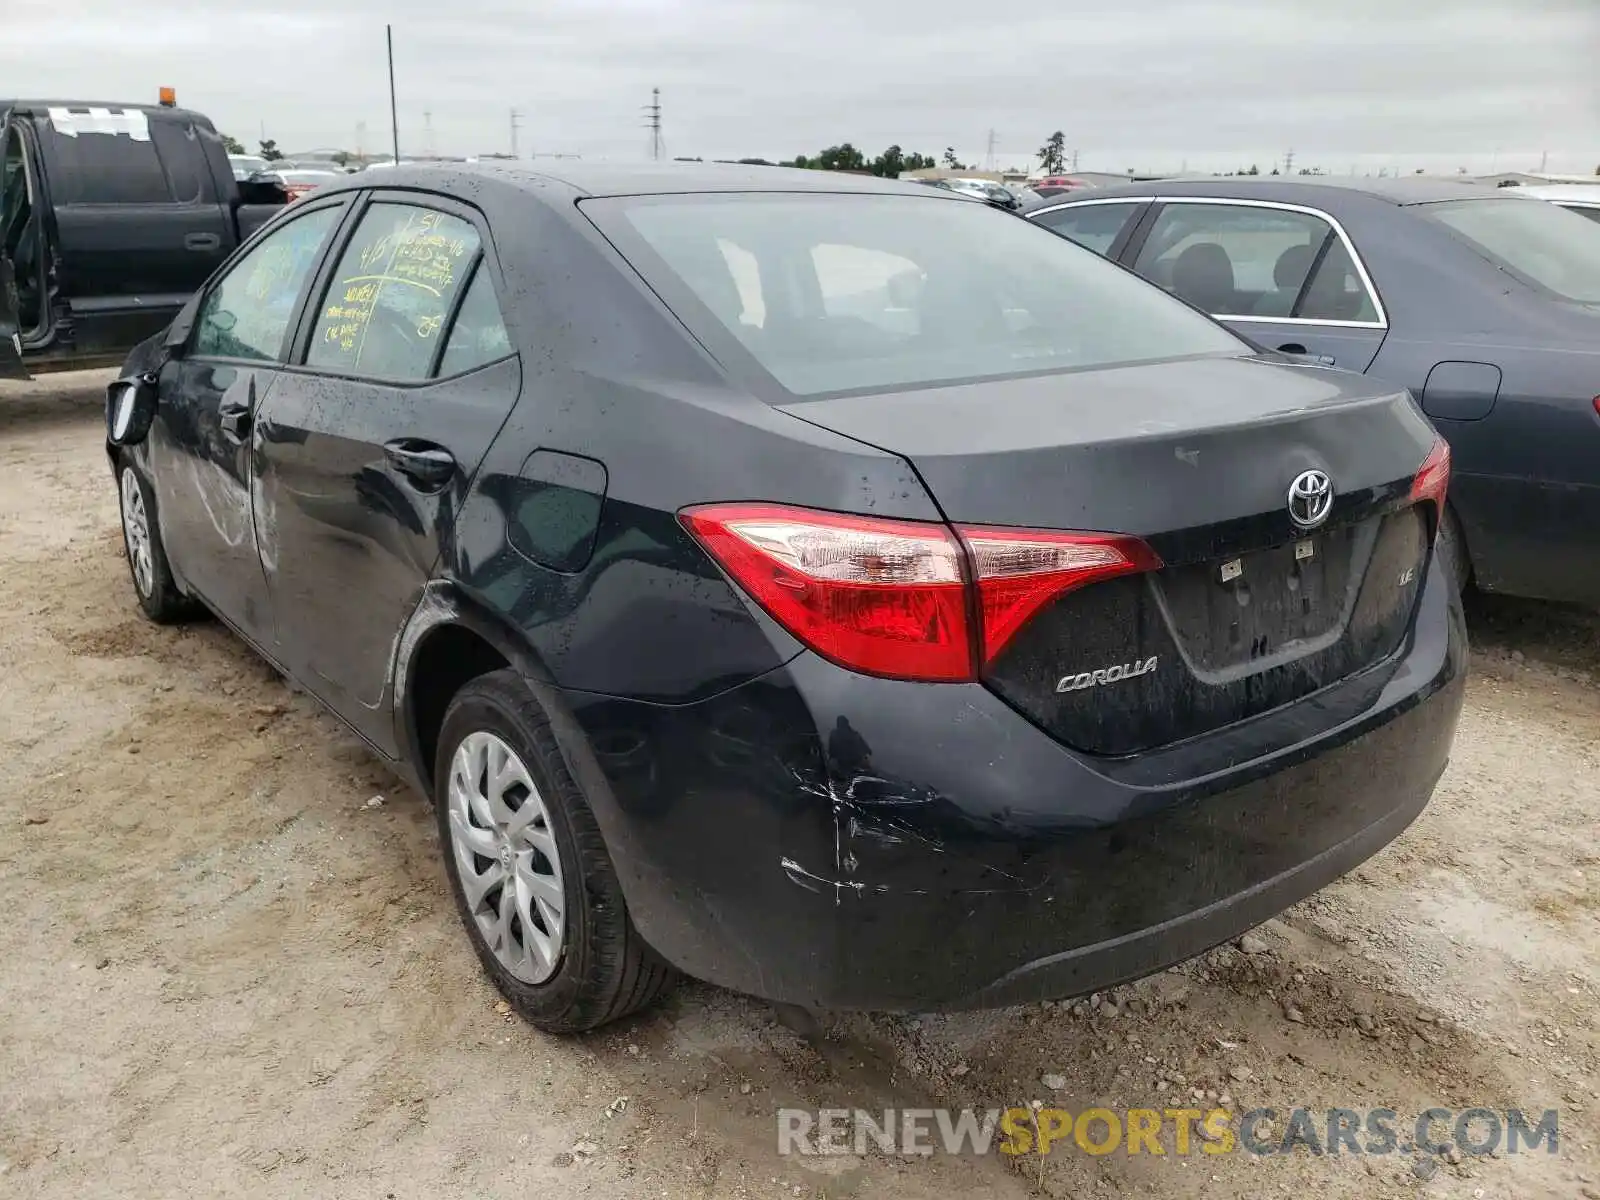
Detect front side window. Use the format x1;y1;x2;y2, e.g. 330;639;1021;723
1032;202;1142;257
1132;202;1379;322
307;203;482;381
1426;198;1600;302
1563;205;1600;226
584;193;1247;398
193;206;340;361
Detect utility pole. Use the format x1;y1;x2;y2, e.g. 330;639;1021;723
386;24;400;164
509;108;522;158
1539;149;1548;173
982;129;997;172
423;110;434;159
1284;147;1295;175
642;88;663;160
355;121;367;162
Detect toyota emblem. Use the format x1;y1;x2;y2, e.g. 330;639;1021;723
1287;469;1334;530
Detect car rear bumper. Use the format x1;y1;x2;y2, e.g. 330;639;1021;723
553;555;1467;1011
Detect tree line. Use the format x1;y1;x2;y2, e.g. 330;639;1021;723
678;144;972;176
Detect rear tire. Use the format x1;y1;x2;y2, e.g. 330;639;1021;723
434;669;675;1032
117;460;199;624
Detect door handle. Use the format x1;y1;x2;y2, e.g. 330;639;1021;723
1277;343;1336;366
185;232;222;252
384;439;456;489
218;399;252;443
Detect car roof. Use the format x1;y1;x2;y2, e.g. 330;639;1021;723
1028;175;1512;208
5;99;210;126
1514;184;1600;204
359;160;940;201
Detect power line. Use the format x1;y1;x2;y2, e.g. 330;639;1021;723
642;87;663;161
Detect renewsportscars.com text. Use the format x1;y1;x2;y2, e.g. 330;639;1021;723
777;1106;1561;1158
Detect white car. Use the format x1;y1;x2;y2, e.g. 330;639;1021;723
1517;184;1600;224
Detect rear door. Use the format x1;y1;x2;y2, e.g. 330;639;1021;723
0;110;23;377
257;192;521;753
1127;199;1388;372
148;198;349;647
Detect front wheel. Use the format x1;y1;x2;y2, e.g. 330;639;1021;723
117;461;198;624
435;669;675;1032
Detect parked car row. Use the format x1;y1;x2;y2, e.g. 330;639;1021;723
1018;178;1600;609
100;161;1486;1033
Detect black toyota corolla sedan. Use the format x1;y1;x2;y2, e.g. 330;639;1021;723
104;163;1465;1031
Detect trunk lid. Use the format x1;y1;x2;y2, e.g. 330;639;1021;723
782;354;1440;754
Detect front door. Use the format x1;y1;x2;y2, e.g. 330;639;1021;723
0;112;29;378
148;200;347;646
257;195;520;752
1127;200;1388;372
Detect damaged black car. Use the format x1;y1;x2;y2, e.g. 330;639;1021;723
105;163;1466;1031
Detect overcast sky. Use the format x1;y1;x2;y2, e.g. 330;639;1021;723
6;0;1598;174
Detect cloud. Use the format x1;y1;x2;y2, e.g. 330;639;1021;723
4;0;1596;173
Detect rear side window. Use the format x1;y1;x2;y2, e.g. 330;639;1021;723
1565;205;1600;226
39;110;171;204
437;263;512;376
193;207;340;361
1426;198;1600;303
1133;203;1353;318
149;120;207;204
1296;237;1380;323
585;193;1246;398
1032;202;1142;257
307;203;482;381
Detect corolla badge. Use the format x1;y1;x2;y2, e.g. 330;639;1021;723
1056;656;1158;694
1287;469;1334;530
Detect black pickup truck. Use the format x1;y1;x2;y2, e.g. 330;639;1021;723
1;100;288;379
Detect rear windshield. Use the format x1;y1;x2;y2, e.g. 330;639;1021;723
1425;198;1600;303
585;192;1247;397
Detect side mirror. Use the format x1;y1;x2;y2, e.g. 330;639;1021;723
106;373;160;447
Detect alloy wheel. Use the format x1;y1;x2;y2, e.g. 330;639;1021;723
447;730;566;984
120;468;155;599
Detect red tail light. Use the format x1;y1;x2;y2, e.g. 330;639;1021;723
681;503;1160;682
960;527;1163;665
1409;436;1451;518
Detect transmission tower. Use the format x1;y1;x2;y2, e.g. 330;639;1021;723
1283;147;1295;175
642;88;663;160
984;128;996;172
510;108;522;158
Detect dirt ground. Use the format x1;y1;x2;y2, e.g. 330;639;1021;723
2;371;1597;1199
